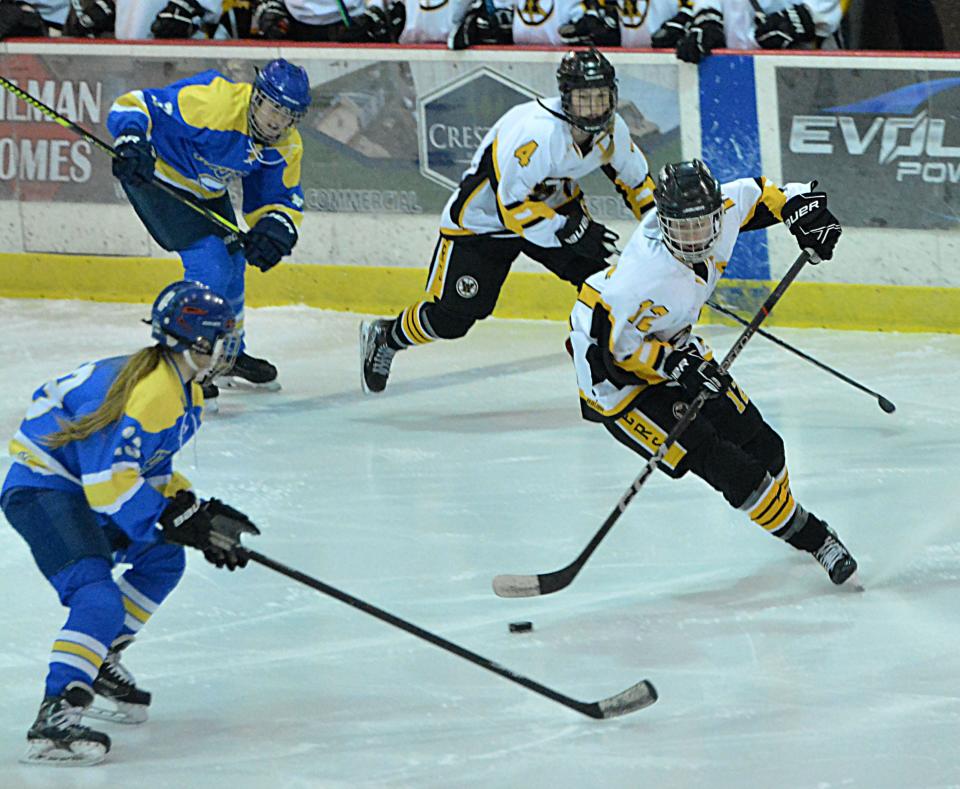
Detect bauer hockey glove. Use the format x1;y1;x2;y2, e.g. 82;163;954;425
112;129;155;187
676;8;725;64
755;3;817;48
782;190;841;262
558;205;620;265
662;348;731;399
150;0;208;38
244;212;298;272
64;0;115;36
201;498;261;571
651;5;693;48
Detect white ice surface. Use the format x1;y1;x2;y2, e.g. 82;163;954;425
0;298;959;789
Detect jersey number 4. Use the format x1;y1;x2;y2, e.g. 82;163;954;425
514;141;538;168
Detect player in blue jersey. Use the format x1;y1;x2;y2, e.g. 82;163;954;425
107;58;311;406
1;281;260;766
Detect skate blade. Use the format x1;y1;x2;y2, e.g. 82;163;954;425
202;397;219;414
215;376;282;393
21;739;108;766
841;571;865;592
85;700;148;725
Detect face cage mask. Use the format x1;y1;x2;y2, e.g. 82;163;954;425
184;330;241;379
248;90;305;146
563;86;617;134
658;209;723;267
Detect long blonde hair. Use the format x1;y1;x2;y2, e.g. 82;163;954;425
42;346;165;449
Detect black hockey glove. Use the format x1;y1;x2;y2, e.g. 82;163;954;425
150;0;207;38
64;0;115;37
755;3;817;49
0;1;47;40
558;206;620;265
782;190;841;262
112;129;155;187
252;0;290;38
676;9;725;64
159;490;211;549
651;6;693;48
201;498;261;571
662;347;731;399
244;212;298;271
558;0;620;46
448;0;513;50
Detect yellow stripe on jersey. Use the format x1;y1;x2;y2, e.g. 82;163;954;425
112;91;153;136
491;137;559;235
155;157;224;200
740;177;787;228
279;130;303;189
458;179;488;227
122;595;152;624
244;202;303;229
8;437;53;474
84;466;142;512
52;640;104;670
614;410;686;471
124;361;188;433
611;173;656;220
427;238;452;300
579;387;647;419
178;77;251;135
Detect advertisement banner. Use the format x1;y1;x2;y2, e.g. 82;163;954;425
0;51;682;222
777;65;960;230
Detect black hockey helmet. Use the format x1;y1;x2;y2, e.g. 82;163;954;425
654;159;724;267
556;48;618;134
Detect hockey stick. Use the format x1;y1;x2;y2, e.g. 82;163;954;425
240;548;657;719
706;300;895;413
0;75;244;238
493;248;817;598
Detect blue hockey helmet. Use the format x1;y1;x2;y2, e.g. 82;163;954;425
249;58;311;145
151;281;240;375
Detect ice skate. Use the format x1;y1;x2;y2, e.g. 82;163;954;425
199;377;219;413
360;319;398;394
87;636;151;725
813;524;859;587
217;352;281;392
22;682;110;766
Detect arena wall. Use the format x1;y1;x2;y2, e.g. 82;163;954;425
0;41;957;332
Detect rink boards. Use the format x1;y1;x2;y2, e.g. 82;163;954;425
0;42;958;332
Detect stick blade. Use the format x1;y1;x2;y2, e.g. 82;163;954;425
593;680;659;719
491;574;542;598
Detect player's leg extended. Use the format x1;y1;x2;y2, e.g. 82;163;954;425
605;383;857;585
360;234;519;393
521;239;608;288
1;488;118;765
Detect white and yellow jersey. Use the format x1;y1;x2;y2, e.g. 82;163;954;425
570;176;811;419
619;0;689;48
691;0;841;49
512;0;579;45
440;97;654;248
400;0;471;42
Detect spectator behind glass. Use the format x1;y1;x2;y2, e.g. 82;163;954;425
251;0;404;42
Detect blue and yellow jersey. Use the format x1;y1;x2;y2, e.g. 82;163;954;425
3;355;203;544
107;70;304;230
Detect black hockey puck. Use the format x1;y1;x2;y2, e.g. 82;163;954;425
509;621;533;633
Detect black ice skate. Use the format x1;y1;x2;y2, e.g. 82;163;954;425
87;636;151;725
217;352;281;392
22;682;111;766
812;525;859;586
360;319;398;394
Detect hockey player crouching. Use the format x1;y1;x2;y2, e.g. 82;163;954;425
1;281;260;766
107;59;311;407
568;160;858;585
361;48;655;394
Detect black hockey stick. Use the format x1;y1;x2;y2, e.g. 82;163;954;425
706;299;895;414
0;75;244;238
493;248;816;598
241;548;658;719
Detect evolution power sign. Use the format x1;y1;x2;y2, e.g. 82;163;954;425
418;68;539;190
777;68;960;229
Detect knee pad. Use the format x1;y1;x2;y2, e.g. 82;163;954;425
685;436;768;508
51;558;125;637
422;302;478;340
741;424;785;477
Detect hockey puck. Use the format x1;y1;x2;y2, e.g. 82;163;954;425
509;621;533;633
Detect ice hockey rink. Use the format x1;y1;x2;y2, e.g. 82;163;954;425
0;298;958;789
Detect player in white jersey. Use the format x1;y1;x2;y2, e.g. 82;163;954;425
360;49;655;395
618;0;692;48
114;0;223;38
402;0;468;43
675;0;842;62
252;0;404;40
569;159;857;585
